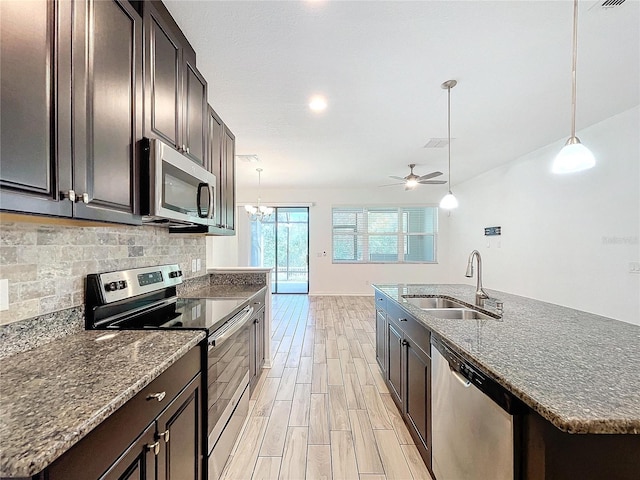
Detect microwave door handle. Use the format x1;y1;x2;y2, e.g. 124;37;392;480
208;184;215;220
196;183;208;218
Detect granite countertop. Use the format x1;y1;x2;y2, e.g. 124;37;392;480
181;283;266;299
373;284;640;435
0;329;205;478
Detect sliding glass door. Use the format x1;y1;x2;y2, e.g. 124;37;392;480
249;207;309;294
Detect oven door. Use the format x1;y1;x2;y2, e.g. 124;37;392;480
207;305;253;455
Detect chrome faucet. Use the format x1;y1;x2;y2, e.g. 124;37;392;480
465;250;489;307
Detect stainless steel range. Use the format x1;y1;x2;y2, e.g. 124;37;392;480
85;264;252;480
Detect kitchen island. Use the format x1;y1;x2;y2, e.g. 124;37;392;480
374;283;640;479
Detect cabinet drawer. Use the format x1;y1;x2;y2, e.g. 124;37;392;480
249;289;267;311
47;346;201;480
374;291;387;311
403;316;431;357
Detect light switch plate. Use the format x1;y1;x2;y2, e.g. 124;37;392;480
196;258;201;271
0;279;9;311
191;259;197;272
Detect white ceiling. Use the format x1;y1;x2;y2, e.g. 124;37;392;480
165;0;640;190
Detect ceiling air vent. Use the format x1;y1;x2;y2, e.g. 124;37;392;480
423;138;450;148
589;0;626;10
236;154;260;163
601;0;625;7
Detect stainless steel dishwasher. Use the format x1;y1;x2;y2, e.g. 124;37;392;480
431;335;522;480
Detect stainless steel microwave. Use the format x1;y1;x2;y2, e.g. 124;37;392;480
141;138;216;227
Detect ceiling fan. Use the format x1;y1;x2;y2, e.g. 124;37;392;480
380;164;446;190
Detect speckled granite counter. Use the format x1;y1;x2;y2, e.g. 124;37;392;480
181;283;266;299
373;284;640;435
0;329;205;478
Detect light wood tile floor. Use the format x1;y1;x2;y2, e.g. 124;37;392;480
220;295;433;480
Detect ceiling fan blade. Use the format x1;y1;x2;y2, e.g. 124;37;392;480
389;176;406;181
417;171;443;181
418;180;447;184
378;182;405;187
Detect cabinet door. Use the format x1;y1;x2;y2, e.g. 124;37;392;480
375;310;387;374
100;423;157;480
207;106;224;227
405;338;431;467
249;313;258;391
222;126;236;231
144;2;181;150
257;308;265;370
0;0;73;217
156;374;202;480
387;322;403;408
183;61;207;166
72;0;142;225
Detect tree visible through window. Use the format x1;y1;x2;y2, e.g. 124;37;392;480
332;206;437;263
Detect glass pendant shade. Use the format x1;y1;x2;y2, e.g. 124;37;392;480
552;136;595;174
439;191;458;209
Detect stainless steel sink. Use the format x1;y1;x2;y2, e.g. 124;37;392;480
421;308;496;320
402;295;499;320
402;296;467;309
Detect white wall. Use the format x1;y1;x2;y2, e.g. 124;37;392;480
233;186;451;295
206;233;238;268
447;106;640;325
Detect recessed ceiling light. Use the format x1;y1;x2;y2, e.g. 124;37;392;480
309;95;327;112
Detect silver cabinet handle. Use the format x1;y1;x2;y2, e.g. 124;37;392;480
80;192;89;204
146;391;166;402
186;146;190;154
158;429;170;443
146;441;160;455
66;190;76;202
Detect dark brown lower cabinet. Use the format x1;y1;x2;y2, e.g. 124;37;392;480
386;320;403;408
43;347;202;480
249;305;266;394
101;423;157;480
375;289;432;474
405;338;431;464
375;309;387;374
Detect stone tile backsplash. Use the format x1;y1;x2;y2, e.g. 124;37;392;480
0;221;207;325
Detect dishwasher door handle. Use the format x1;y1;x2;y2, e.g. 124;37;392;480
450;367;471;387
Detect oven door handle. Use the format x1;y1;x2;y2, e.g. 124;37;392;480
208;306;254;348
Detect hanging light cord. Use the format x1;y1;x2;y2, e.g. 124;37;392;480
570;0;578;138
447;84;452;191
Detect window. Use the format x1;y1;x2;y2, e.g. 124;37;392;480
332;206;438;263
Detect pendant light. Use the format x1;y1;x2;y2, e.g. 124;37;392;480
244;168;274;221
439;79;458;209
552;0;596;174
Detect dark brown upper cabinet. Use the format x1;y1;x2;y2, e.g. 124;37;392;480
206;106;236;235
0;0;142;225
142;1;207;167
0;0;72;217
72;0;143;224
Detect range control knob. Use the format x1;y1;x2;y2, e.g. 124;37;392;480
169;270;182;278
105;282;118;292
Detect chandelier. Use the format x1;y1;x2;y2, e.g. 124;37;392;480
244;168;274;220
